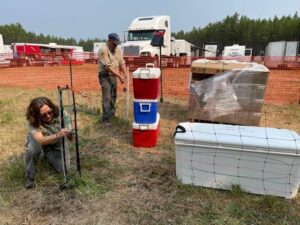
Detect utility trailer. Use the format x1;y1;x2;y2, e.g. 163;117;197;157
10;43;84;66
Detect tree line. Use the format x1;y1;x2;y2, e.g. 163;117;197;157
0;23;104;51
1;12;300;54
172;12;300;55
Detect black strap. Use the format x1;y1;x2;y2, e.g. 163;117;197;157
173;125;186;137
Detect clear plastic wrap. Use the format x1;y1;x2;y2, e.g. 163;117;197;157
188;60;269;125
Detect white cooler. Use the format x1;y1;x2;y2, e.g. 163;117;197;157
174;122;300;198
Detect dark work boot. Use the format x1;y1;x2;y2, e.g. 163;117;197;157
25;178;35;189
103;121;111;127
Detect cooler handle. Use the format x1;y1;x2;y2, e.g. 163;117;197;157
139;124;149;130
139;103;151;112
140;68;150;79
173;125;186;137
146;63;155;68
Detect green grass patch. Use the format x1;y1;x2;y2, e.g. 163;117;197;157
1;157;24;189
69;173;105;197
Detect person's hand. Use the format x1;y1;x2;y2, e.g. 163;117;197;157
122;84;127;92
118;75;125;84
56;128;72;138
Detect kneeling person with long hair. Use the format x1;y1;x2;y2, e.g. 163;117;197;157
24;97;71;189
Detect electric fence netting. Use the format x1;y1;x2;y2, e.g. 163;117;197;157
54;75;300;196
0;56;299;196
72;70;300;198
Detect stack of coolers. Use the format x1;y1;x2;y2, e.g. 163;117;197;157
132;64;160;147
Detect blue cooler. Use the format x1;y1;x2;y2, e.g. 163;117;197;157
134;99;158;123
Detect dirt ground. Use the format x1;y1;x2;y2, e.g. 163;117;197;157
0;64;100;91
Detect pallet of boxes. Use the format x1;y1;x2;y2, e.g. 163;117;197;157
188;59;269;125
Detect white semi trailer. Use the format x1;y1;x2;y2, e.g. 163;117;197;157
264;41;300;68
171;39;192;56
265;41;299;57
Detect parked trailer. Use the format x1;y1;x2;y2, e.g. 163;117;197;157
0;34;12;67
10;43;84;66
172;39;191;56
0;34;5;65
223;44;253;56
92;42;106;63
55;44;85;65
264;41;300;68
222;44;253;62
204;44;218;58
170;39;195;66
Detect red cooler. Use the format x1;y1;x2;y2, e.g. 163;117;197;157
132;64;161;99
132;113;160;148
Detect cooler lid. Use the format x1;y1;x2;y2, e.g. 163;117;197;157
132;113;160;130
134;99;158;103
174;122;300;154
133;67;161;79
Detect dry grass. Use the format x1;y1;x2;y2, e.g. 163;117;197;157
0;86;300;225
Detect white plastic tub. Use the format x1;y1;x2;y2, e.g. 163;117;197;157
174;122;300;198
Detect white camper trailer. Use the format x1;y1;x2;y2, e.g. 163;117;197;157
222;44;252;62
93;42;106;55
223;44;252;57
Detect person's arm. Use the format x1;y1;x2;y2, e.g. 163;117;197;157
120;63;126;76
106;65;125;83
32;128;71;146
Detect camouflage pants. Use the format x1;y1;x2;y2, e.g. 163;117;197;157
24;135;70;180
98;73;117;122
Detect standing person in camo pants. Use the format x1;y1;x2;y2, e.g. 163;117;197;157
98;33;126;127
24;97;71;189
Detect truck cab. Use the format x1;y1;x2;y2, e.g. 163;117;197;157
122;15;171;57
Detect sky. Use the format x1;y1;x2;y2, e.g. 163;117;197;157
0;0;299;41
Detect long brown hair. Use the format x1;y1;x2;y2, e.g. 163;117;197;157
26;97;59;128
